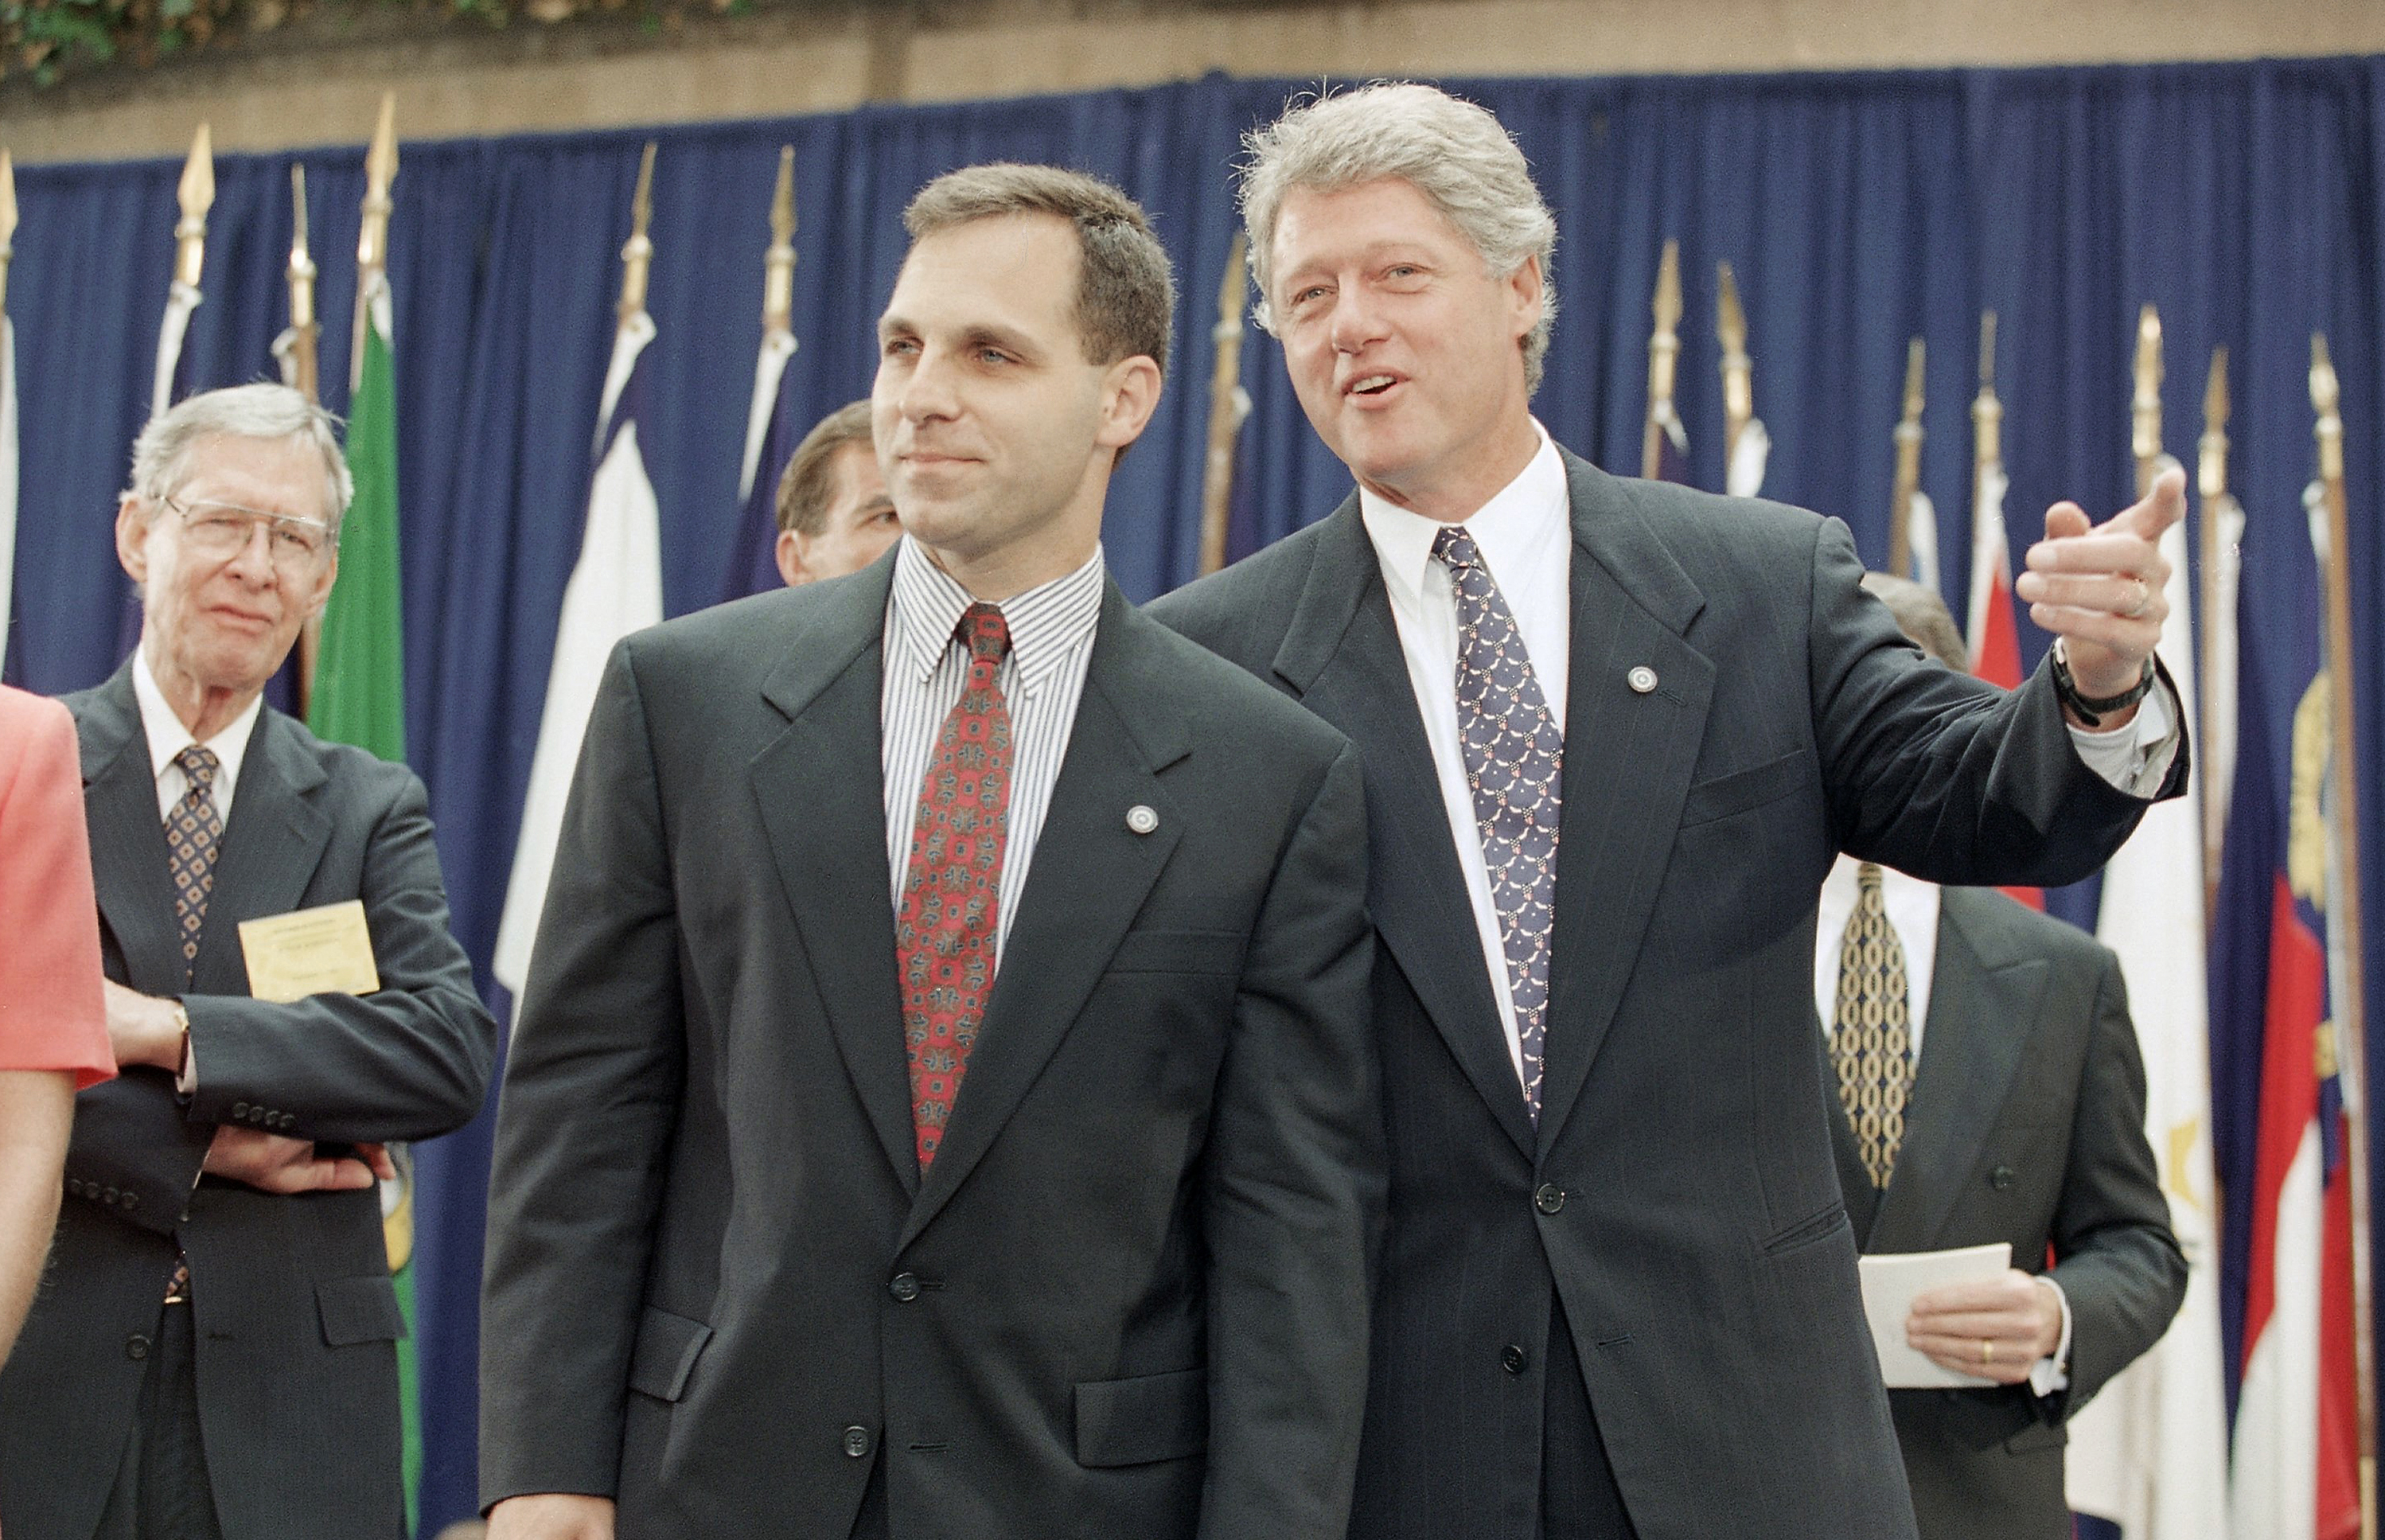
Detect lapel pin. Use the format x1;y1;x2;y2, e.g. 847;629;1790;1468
1627;666;1658;695
1125;805;1159;836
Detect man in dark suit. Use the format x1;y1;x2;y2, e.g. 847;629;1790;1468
479;164;1380;1540
0;384;497;1540
1822;575;2185;1538
1149;84;2188;1539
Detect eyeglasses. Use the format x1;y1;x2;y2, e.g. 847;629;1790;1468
163;497;334;572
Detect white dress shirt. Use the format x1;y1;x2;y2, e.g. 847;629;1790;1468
1813;852;2072;1394
880;536;1104;965
132;647;261;829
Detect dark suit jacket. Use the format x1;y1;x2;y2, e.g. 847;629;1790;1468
1836;886;2186;1540
1148;449;2186;1540
0;665;497;1540
477;560;1383;1539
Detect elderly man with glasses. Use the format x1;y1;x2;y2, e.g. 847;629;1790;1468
0;384;495;1540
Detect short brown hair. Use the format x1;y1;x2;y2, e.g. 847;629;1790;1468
774;400;875;538
1860;571;1969;671
902;163;1175;376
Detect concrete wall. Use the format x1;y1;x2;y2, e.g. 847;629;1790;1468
3;0;2381;163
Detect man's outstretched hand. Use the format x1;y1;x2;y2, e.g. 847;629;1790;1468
2017;464;2185;723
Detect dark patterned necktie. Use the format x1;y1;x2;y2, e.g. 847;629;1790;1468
167;745;224;987
1433;524;1564;1122
1833;862;1915;1188
896;604;1014;1173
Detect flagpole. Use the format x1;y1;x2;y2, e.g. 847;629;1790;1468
2133;304;2163;501
1717;260;1749;473
0;148;16;322
1888;337;1923;579
1197;232;1250;577
353;93;396;393
735;146;797;509
1643;239;1681;481
620;142;657;333
2312;333;2378;1540
2198;347;2231;925
1973;312;2001;484
288;164;323;714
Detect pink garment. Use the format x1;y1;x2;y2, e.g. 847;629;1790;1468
0;684;114;1089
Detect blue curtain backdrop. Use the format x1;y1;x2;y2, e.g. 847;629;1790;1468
6;59;2382;1534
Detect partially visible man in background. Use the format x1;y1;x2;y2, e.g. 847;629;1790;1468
0;683;116;1368
773;399;899;586
1826;573;2184;1540
0;384;496;1540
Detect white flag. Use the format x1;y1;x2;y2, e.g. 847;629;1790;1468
2067;509;2232;1540
738;327;798;505
1725;417;1770;499
150;280;200;423
1905;489;1939;594
493;311;666;997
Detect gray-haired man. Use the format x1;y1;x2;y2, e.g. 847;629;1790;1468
1151;83;2190;1539
0;384;495;1540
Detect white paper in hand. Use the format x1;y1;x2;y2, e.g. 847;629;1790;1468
1857;1242;2012;1388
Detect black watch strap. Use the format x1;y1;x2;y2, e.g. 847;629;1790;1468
2050;640;2156;728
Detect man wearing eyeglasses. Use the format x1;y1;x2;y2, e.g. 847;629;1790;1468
0;384;496;1540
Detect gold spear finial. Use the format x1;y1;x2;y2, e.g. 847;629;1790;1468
1888;336;1926;578
618;141;657;326
2133;303;2164;496
173;123;215;290
286;163;319;402
1642;240;1682;479
1717;260;1750;468
2200;347;2230;502
2312;333;2343;483
0;150;18;320
357;92;399;282
761;146;797;337
1974;311;2001;469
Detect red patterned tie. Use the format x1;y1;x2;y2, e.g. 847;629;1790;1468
898;603;1013;1172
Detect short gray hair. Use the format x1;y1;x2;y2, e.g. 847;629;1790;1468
1241;83;1560;392
127;383;354;533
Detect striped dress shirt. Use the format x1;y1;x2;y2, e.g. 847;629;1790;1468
880;535;1104;963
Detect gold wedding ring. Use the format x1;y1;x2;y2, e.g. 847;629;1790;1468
1982;1339;1995;1367
2122;578;2152;618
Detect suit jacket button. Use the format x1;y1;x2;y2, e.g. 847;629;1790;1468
121;1191;139;1211
1501;1344;1528;1374
1533;1183;1565;1214
125;1335;150;1362
888;1273;921;1303
231;1101;250;1119
102;1186;119;1205
275;1113;295;1130
1990;1165;2017;1191
843;1425;873;1459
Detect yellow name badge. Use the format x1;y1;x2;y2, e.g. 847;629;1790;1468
237;900;382;1004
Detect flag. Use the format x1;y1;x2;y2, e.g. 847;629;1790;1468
1726;417;1770;499
2210;485;2363;1540
493;310;665;997
2066;514;2234;1539
1905;488;1939;594
721;326;799;602
1650;404;1690;484
1965;460;2040;908
300;276;422;1534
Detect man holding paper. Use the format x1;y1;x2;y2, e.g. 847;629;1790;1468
0;384;496;1540
1821;575;2184;1539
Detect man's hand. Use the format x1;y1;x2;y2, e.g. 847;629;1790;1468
486;1493;617;1540
2016;464;2185;722
201;1126;396;1194
1905;1268;2063;1386
102;979;185;1072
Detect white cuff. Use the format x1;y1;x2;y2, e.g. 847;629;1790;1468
2029;1274;2073;1397
2067;674;2180;798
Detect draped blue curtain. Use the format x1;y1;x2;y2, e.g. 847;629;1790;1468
6;60;2381;1535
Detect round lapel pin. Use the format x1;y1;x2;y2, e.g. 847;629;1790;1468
1627;665;1658;695
1125;805;1159;835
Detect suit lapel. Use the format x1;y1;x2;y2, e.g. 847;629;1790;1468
193;708;333;996
1272;500;1531;1160
750;563;917;1196
1867;888;2049;1251
76;669;186;996
899;588;1187;1247
1535;454;1716;1152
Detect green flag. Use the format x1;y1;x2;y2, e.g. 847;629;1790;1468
304;285;421;1533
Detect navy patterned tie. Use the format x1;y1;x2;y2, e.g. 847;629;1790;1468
1434;524;1564;1121
167;745;224;988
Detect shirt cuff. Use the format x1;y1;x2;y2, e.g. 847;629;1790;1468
2029;1274;2073;1398
174;1019;198;1097
2066;674;2180;798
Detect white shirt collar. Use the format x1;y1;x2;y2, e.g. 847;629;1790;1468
885;536;1105;697
131;646;261;801
1358;420;1567;612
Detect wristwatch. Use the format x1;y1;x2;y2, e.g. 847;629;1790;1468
2049;638;2156;729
